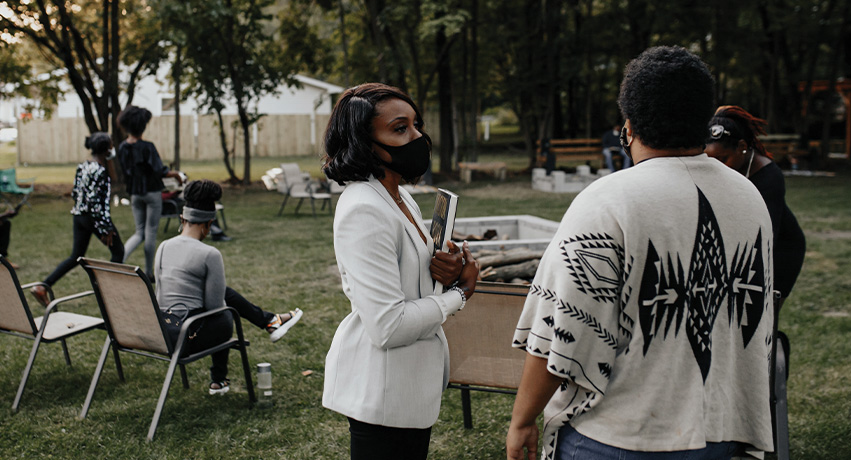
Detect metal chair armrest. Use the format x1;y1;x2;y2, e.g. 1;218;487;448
305;180;328;196
21;281;55;304
174;306;246;349
44;290;96;315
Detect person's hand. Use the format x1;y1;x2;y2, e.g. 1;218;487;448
100;231;114;247
506;421;538;460
430;240;463;286
456;241;479;299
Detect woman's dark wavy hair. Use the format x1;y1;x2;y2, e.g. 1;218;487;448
322;83;425;185
618;46;715;150
84;132;112;156
707;105;773;159
117;105;153;138
183;179;222;212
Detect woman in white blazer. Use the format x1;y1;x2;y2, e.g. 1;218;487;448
321;83;480;460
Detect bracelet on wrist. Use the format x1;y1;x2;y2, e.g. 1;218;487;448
448;286;467;311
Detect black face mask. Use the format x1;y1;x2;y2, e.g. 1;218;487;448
619;126;633;162
374;133;432;182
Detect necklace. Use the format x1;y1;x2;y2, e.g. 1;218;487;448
391;194;403;205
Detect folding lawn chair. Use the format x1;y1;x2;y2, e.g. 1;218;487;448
77;258;255;441
443;281;528;428
276;163;332;217
0;256;102;411
0;167;34;209
770;291;791;460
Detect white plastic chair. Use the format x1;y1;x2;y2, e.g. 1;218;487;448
276;163;332;217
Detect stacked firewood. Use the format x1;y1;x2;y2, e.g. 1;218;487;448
472;247;544;284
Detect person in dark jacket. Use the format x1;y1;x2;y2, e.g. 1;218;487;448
705;105;806;307
31;133;124;306
117;105;183;279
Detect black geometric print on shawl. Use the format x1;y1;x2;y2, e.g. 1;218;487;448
529;285;618;349
728;229;766;347
685;188;728;382
638;240;688;355
638;187;730;382
619;255;635;343
562;234;624;304
598;362;612;379
546;349;606;392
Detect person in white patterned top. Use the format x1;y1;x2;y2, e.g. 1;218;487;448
31;132;124;306
507;46;774;460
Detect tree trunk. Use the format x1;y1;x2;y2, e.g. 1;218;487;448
238;104;252;185
469;0;479;162
798;0;839;147
338;0;350;88
173;45;182;170
437;25;455;175
109;0;119;139
216;108;240;183
365;0;388;83
819;3;849;167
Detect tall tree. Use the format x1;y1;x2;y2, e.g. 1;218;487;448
0;0;161;139
166;0;294;185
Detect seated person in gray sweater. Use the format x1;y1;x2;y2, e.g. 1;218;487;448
154;179;303;395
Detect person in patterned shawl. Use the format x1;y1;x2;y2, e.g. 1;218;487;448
507;46;775;460
31;132;124;306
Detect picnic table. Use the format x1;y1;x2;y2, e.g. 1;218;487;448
458;161;507;184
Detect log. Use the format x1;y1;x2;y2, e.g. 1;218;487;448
476;248;545;269
481;259;540;281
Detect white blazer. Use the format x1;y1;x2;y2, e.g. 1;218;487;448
323;176;464;429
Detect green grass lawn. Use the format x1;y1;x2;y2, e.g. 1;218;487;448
0;146;848;458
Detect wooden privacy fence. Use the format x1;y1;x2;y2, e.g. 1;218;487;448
16;113;332;165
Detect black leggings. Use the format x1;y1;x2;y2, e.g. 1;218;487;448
348;417;432;460
44;214;124;286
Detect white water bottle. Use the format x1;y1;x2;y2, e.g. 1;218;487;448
257;362;273;408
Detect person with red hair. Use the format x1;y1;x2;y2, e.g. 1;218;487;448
705;105;806;305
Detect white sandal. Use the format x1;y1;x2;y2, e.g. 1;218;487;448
209;378;230;395
266;308;303;342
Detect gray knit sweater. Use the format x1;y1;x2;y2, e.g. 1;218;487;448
154;235;226;313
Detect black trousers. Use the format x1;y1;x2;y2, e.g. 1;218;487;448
163;308;234;383
162;287;274;382
0;219;10;257
348;417;432;460
45;214;124;286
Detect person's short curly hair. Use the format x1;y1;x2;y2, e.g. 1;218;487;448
322;83;425;185
117;105;153;138
618;46;715;150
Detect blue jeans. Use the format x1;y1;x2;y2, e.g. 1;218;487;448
603;147;632;171
555;424;742;460
124;191;162;278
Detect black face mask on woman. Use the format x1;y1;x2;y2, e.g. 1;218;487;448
374;133;432;182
